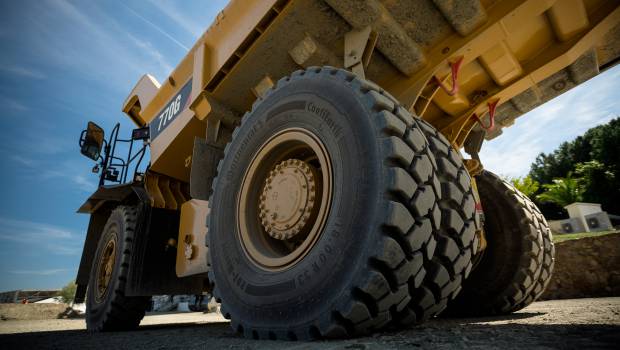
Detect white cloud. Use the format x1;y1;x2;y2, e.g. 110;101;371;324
8;269;69;275
21;0;175;91
72;174;97;193
121;3;189;50
9;155;36;167
39;168;98;193
4;133;69;156
2;144;98;193
45;243;82;256
480;65;620;177
125;32;175;75
0;218;73;242
0;218;82;257
0;95;29;112
1;65;46;80
147;0;206;38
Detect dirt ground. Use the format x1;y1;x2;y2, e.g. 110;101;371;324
1;297;619;349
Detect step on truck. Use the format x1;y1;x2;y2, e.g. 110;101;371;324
75;0;620;339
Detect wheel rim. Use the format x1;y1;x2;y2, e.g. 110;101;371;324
95;232;117;303
238;128;333;271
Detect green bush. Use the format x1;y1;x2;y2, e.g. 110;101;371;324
58;280;77;304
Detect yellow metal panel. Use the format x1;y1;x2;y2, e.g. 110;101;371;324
158;177;178;210
457;60;496;98
121;74;161;127
133;0;282;126
433;90;471;116
145;173;165;208
504;13;555;63
170;181;188;204
120;0;620;181
149;108;204;181
191;43;210;102
201;0;281;89
548;0;589;41
390;0;557;109
479;41;523;85
176;199;210;278
140;55;194;126
442;3;620;147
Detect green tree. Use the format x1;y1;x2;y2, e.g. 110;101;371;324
509;176;540;198
58;280;77;305
529;141;579;185
536;175;585;207
589;118;620;170
575;160;616;205
528;117;620;217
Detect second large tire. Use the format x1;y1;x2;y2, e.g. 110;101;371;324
445;170;554;316
86;206;150;331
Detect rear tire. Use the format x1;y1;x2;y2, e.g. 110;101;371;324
445;171;549;316
86;206;150;331
514;207;555;310
207;67;443;340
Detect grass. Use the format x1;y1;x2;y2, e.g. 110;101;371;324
552;230;619;243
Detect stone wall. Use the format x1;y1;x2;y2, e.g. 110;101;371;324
0;303;69;320
541;232;620;300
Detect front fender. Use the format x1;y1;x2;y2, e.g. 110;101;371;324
76;183;149;214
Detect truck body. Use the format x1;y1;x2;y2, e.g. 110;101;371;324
75;0;620;338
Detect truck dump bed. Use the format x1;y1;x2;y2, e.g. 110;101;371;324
122;0;620;182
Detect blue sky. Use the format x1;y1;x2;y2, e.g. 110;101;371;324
0;0;227;292
0;1;618;292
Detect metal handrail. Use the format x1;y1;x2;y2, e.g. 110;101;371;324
98;123;148;186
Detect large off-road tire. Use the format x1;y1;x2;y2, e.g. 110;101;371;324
208;67;445;340
393;119;478;325
514;207;555;310
445;170;552;316
86;206;150;331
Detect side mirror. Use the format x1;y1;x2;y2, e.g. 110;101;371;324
79;122;105;161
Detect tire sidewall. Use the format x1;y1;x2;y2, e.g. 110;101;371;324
86;209;126;328
210;73;385;328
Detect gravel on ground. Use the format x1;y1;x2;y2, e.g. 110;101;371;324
1;297;618;349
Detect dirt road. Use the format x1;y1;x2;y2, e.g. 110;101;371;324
1;297;619;349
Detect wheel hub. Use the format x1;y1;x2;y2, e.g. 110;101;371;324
237;128;333;271
260;159;317;240
95;238;116;303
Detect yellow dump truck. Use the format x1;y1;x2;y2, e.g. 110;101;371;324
76;0;620;339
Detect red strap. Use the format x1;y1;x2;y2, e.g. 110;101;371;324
472;99;500;131
433;56;464;96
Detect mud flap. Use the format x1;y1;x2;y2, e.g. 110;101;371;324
190;137;224;200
